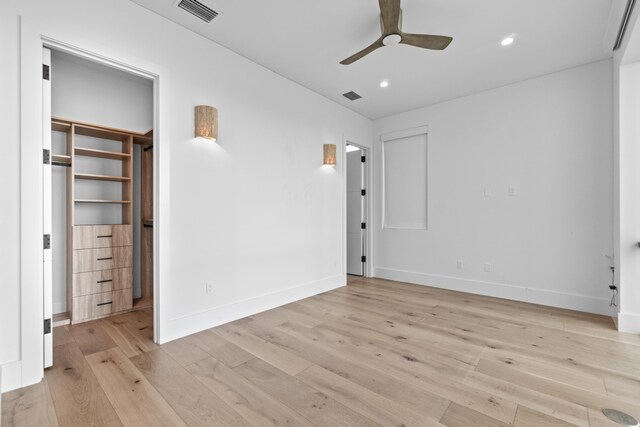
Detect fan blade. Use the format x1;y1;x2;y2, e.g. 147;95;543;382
400;33;453;50
340;38;385;65
379;0;401;35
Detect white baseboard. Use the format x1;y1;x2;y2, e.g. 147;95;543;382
374;267;611;316
160;275;346;344
618;312;640;334
1;360;22;393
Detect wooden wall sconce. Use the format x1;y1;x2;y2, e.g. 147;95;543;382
195;105;218;141
323;144;336;166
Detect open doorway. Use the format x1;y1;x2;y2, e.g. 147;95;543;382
346;143;368;276
43;47;156;365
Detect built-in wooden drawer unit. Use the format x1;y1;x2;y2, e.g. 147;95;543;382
72;267;133;297
72;246;133;274
73;225;133;249
72;288;133;322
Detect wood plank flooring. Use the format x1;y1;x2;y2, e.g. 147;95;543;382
3;276;640;426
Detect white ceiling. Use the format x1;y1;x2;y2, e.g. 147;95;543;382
130;0;621;120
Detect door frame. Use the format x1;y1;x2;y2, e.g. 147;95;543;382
17;17;171;391
342;138;373;278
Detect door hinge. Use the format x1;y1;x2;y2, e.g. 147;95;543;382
361;222;366;229
361;255;367;263
44;318;51;334
43;149;50;165
43;64;50;81
361;155;366;163
44;234;51;249
361;189;366;196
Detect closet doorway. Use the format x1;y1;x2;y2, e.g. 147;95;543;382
44;47;157;365
346;143;368;276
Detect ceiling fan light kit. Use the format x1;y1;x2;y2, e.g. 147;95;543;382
340;0;453;65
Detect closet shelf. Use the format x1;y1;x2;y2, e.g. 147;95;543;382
52;154;72;167
75;147;131;160
52;154;71;162
134;135;153;145
53;117;151;141
75;199;132;204
52;121;71;133
75;173;131;182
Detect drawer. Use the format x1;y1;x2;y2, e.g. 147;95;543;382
73;288;132;322
73;225;132;249
73;246;133;273
73;267;132;297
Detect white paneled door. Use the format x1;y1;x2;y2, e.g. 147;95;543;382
43;47;53;368
346;146;366;276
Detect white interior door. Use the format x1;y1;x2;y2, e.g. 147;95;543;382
43;47;53;368
346;146;366;275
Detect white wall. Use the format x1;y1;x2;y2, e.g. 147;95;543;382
373;60;614;315
0;0;372;392
614;5;640;333
0;1;21;378
49;50;153;313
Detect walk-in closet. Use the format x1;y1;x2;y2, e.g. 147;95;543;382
48;50;154;330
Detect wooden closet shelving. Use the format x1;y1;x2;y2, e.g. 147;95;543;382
52;154;71;164
75;173;131;182
75;147;132;160
74;199;132;204
52;116;152;324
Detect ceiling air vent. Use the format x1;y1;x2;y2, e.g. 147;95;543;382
343;91;362;101
178;0;219;23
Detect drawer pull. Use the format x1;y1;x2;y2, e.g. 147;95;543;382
97;279;113;284
97;257;113;261
97;301;113;307
97;235;113;238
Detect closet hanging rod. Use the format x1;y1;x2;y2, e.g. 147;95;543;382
143;145;154;152
143;223;153;228
52;161;71;167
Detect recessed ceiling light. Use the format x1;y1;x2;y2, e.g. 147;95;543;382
380;80;389;88
501;36;515;46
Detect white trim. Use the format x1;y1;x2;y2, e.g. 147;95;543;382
380;126;429;230
1;361;23;393
19;17;171;390
343;137;374;277
21;15;46;390
380;125;429;143
618;311;640;334
374;267;611;315
163;276;345;343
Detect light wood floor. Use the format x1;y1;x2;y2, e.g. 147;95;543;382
3;276;640;426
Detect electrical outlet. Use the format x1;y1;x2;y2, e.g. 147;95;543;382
456;260;464;269
484;263;492;273
206;283;213;295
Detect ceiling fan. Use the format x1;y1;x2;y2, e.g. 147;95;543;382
340;0;453;65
